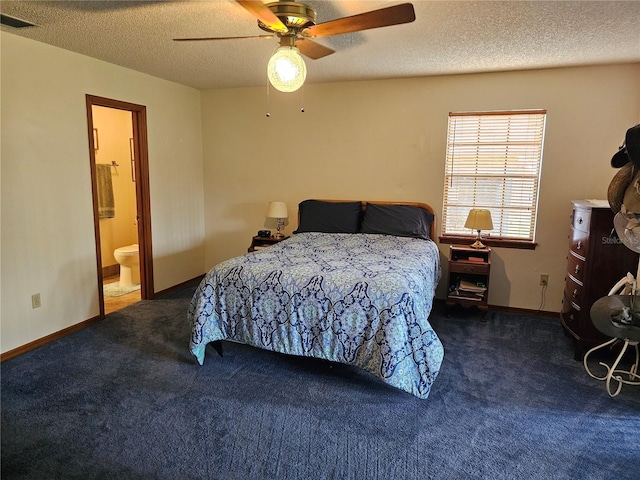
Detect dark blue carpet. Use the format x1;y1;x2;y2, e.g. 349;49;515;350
2;284;639;479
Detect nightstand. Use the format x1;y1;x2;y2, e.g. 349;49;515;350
248;235;290;253
445;244;491;319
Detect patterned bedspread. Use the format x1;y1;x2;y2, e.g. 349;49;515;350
188;232;444;399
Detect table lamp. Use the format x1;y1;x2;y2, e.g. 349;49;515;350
464;209;493;249
266;201;288;238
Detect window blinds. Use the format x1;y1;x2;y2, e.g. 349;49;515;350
442;110;546;241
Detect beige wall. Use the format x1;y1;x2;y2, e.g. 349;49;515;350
201;64;640;311
2;28;639;355
1;32;205;353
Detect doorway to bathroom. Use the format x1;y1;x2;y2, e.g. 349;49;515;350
86;95;154;316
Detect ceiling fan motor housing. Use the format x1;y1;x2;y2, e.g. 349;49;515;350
258;1;317;34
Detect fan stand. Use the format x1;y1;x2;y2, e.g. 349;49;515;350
608;258;640;296
583;258;640;397
608;212;640;296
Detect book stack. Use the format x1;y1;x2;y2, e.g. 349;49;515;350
467;256;485;263
450;279;487;301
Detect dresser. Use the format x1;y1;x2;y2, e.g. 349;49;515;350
560;200;639;360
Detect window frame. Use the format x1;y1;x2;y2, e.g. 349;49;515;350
438;109;546;250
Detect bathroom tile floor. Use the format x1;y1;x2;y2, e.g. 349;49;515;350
103;275;141;315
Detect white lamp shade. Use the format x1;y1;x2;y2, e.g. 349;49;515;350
266;201;288;219
464;209;493;231
267;46;307;93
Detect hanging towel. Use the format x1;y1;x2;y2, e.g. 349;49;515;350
96;164;115;218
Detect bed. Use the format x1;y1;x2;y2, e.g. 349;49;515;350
188;200;444;399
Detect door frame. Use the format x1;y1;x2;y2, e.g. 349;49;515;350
86;94;154;316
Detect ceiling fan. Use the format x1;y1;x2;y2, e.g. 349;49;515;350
174;1;416;92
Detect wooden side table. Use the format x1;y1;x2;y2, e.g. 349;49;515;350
248;235;290;253
445;244;491;319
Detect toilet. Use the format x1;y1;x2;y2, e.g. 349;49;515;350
113;244;140;287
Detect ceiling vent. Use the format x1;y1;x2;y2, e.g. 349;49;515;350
1;14;36;29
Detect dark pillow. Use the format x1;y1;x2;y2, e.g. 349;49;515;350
360;203;433;240
294;200;362;234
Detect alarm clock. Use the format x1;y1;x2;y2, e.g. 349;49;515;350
257;230;271;238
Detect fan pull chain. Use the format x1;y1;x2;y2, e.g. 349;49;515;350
300;85;305;113
265;75;271;118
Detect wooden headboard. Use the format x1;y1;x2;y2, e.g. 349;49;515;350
298;200;437;240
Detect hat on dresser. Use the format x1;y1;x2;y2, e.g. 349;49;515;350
608;163;634;213
611;124;640;168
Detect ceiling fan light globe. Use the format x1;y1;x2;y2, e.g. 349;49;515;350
267;46;306;92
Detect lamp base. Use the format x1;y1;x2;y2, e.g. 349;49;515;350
470;231;486;249
274;219;284;239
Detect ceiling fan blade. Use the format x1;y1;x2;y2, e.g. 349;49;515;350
174;35;274;42
303;3;415;38
295;38;335;60
236;0;288;34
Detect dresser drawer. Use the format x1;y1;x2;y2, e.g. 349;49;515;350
566;251;586;284
449;262;489;275
560;297;580;332
561;294;604;343
569;228;589;257
572;207;591;233
564;274;584;309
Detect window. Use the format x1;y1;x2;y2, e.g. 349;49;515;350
440;110;546;248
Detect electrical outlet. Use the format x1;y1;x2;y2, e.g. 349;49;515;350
539;274;549;286
31;293;41;309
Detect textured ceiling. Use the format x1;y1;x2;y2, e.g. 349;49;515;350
2;0;639;90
